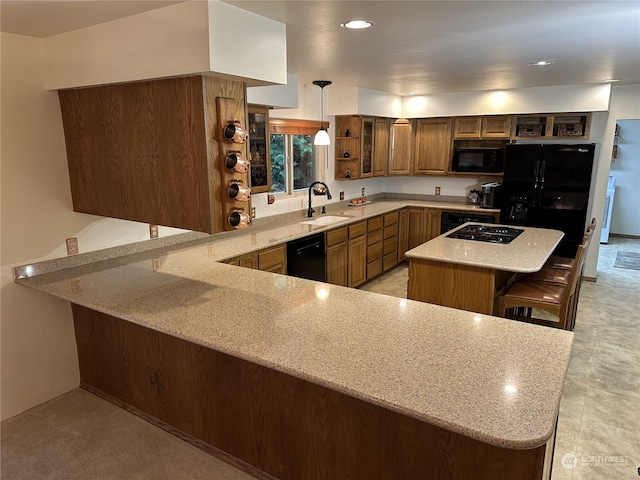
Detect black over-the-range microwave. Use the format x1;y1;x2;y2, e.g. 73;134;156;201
451;147;504;173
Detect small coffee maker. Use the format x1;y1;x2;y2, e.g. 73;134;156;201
480;182;503;208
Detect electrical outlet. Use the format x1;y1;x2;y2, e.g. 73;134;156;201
435;186;441;195
147;368;159;391
66;237;78;255
340;191;345;201
250;207;256;218
149;224;159;238
361;187;366;196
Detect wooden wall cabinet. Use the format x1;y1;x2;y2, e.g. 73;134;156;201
511;113;591;140
247;105;271;194
334;116;362;180
414;118;453;175
326;227;348;287
388;119;413;175
373;118;389;176
453;116;511;139
58;75;248;234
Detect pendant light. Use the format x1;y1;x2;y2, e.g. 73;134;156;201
312;80;332;145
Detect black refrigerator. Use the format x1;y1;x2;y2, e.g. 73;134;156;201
500;143;595;257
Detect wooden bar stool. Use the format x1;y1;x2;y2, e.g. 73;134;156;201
544;218;596;271
498;241;589;330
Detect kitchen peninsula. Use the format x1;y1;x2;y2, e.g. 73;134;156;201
14;200;572;480
406;223;564;315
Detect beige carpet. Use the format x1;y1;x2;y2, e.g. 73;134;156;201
1;389;255;480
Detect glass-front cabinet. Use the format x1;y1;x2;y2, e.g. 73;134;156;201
248;105;271;193
361;118;374;178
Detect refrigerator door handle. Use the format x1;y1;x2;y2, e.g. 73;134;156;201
532;160;541;206
538;160;546;207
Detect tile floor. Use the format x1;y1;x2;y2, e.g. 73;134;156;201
361;236;640;479
2;237;638;479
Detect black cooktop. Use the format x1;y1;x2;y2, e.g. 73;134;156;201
446;224;524;244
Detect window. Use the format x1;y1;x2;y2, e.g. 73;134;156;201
268;119;327;195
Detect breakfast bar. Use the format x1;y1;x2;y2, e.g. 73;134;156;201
406;223;564;315
14;204;572;480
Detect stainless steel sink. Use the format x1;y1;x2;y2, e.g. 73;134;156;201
300;215;350;226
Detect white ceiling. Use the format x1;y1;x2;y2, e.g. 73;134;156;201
2;0;639;96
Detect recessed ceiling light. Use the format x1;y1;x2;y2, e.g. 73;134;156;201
529;60;553;66
341;20;374;30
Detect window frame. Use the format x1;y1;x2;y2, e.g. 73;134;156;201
268;118;330;197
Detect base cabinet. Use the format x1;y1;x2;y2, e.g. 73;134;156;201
224;245;286;274
72;304;555;480
326;227;348;286
348;221;367;287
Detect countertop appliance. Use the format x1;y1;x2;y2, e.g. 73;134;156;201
480;182;503;208
600;175;616;243
451;147;504;173
286;232;326;282
446;224;524;244
500;143;595;257
440;211;496;234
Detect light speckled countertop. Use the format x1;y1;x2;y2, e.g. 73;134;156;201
405;223;564;272
14;199;573;450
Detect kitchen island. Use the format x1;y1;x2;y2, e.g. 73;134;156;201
406;223;564;315
14;201;572;480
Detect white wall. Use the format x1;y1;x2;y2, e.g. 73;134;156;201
609;119;640;235
0;33;186;420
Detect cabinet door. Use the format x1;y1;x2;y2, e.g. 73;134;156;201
238;253;258;269
398;209;409;262
373;118;389;176
327;243;348;286
258;245;286;274
424;209;442;241
348;236;367;288
248;105;272;193
414;118;453;175
481;115;511;138
407;208;426;250
361;118;374;178
388;119;413;175
453;117;481;139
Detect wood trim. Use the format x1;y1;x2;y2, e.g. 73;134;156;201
269;118;326;135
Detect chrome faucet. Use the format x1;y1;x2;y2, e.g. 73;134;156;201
307;181;332;217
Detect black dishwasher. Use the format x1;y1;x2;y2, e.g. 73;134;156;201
286;233;326;282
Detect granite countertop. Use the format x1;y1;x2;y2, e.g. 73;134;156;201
405;223;565;273
14;199;573;451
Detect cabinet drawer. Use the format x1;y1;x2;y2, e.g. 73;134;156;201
384;223;398;239
258;245;286;271
383;252;398;271
327;227;348;247
367;216;383;232
384;211;398;226
349;221;367;239
367;241;382;261
367;229;383;246
383;237;398;255
367;258;383;280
